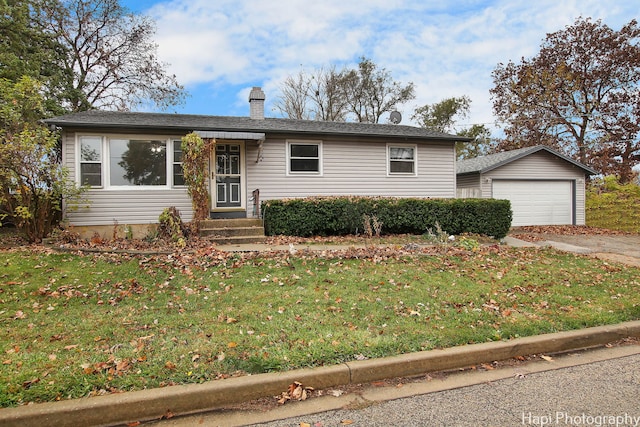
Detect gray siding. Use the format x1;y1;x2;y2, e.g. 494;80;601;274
479;151;588;225
246;138;456;201
66;189;192;226
62;131;193;226
62;131;455;226
456;173;481;198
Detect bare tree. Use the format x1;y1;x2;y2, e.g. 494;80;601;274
308;66;348;121
40;0;186;112
275;58;414;123
274;71;312;120
274;66;348;121
341;58;415;123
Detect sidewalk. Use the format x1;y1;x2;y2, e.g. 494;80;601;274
217;235;592;254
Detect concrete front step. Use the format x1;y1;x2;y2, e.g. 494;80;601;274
202;219;263;228
199;219;265;244
200;226;265;238
203;235;266;245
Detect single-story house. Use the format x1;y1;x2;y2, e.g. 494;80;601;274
44;87;468;236
456;146;597;227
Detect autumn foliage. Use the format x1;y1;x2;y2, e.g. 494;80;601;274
491;17;640;183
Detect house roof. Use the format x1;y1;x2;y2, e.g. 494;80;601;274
43;110;470;142
456;145;597;175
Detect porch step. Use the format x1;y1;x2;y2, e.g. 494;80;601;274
199;219;265;244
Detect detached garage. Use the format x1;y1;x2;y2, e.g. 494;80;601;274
456;146;596;226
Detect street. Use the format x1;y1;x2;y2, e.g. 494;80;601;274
148;342;640;427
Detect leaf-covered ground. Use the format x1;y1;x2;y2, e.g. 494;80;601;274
1;235;639;407
509;225;636;242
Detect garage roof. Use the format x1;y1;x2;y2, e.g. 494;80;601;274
456;145;597;175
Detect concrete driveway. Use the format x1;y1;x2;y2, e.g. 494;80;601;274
541;234;640;257
507;232;640;267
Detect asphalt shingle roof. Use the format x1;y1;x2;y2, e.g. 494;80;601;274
456;145;597;175
44;110;469;141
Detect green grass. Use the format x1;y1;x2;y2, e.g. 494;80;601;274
1;244;639;407
587;177;640;233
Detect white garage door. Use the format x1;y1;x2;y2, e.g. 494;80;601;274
492;180;573;226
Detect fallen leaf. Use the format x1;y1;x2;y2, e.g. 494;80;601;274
5;346;19;354
541;355;554;362
278;381;315;404
227;341;237;348
165;361;176;370
341;420;354;426
300;423;311;427
116;360;130;373
22;378;40;389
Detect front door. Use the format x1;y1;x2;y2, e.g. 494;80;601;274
212;143;243;210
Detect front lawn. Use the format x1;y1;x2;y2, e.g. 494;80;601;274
1;243;639;407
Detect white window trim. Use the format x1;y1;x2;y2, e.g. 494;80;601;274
76;134;185;190
286;140;323;176
76;134;105;188
387;143;418;176
172;139;186;188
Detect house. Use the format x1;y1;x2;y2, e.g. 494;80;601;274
456;146;597;227
44;87;467;237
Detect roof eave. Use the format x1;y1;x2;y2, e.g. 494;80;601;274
44;119;471;142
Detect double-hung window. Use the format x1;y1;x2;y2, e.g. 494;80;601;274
288;141;322;174
172;140;185;186
79;136;103;187
388;144;417;175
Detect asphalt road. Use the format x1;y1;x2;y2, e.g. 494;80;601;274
150;344;640;427
251;348;640;427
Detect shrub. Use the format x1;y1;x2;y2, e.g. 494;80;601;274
262;197;512;239
157;207;189;242
0;77;85;242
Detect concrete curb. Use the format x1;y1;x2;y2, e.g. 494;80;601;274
2;320;640;427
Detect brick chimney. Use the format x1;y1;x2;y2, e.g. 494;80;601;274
249;87;265;120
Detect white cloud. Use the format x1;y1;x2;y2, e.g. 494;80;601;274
140;0;638;130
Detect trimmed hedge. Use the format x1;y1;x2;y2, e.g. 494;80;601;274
262;197;512;239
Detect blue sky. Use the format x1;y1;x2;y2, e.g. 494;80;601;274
120;0;637;135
